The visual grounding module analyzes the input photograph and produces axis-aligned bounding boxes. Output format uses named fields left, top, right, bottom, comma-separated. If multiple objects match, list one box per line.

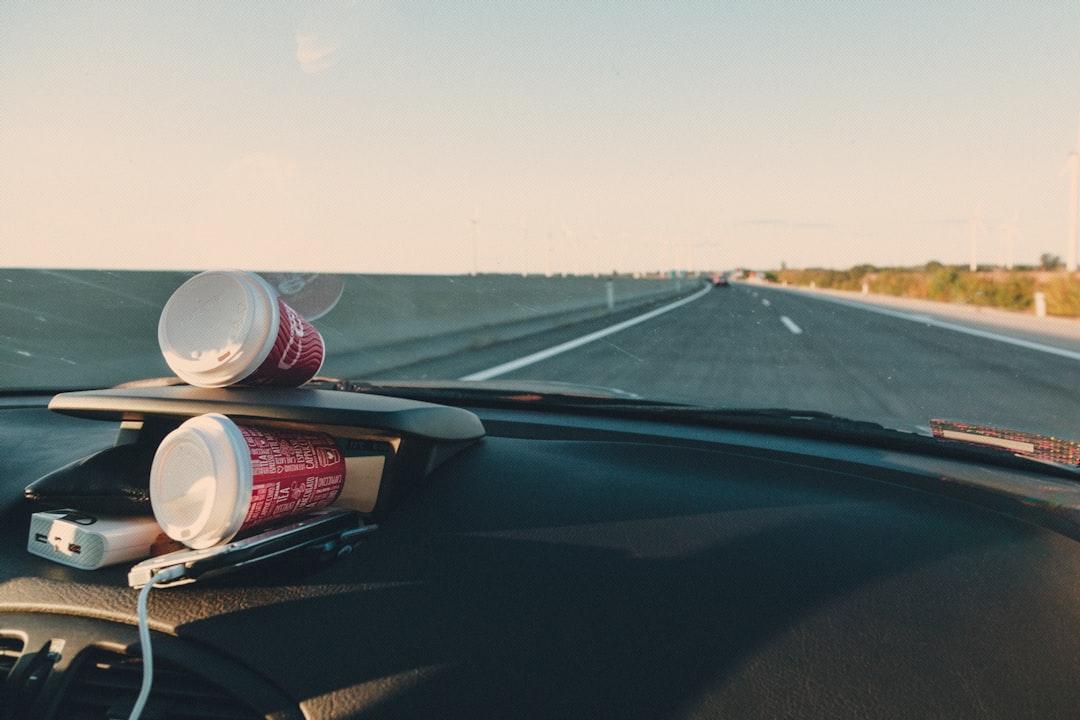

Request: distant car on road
left=709, top=273, right=730, bottom=287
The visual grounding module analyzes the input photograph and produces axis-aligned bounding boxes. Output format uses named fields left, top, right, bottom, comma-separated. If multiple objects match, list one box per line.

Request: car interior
left=4, top=378, right=1080, bottom=719
left=4, top=3, right=1080, bottom=718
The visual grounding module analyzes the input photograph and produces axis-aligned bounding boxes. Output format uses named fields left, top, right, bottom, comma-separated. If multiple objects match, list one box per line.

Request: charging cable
left=127, top=565, right=186, bottom=720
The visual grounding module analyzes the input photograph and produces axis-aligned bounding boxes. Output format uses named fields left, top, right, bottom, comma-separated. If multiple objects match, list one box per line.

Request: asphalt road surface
left=4, top=271, right=1077, bottom=441
left=383, top=282, right=1080, bottom=439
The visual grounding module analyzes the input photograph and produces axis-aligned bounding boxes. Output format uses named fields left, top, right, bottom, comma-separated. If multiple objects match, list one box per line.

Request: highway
left=3, top=270, right=1077, bottom=441
left=383, top=281, right=1080, bottom=440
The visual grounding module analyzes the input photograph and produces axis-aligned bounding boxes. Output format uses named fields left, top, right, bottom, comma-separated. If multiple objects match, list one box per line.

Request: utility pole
left=520, top=214, right=528, bottom=277
left=1067, top=113, right=1079, bottom=273
left=968, top=212, right=983, bottom=272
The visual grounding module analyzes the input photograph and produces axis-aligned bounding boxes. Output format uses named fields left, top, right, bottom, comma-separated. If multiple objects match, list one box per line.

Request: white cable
left=128, top=565, right=186, bottom=720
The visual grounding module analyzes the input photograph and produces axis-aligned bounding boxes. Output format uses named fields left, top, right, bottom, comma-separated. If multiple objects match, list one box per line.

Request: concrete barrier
left=1, top=270, right=691, bottom=386
left=315, top=274, right=690, bottom=376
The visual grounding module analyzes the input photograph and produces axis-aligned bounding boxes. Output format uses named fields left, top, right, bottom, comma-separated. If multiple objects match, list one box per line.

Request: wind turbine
left=519, top=214, right=528, bottom=277
left=469, top=207, right=480, bottom=276
left=545, top=232, right=554, bottom=278
left=1066, top=113, right=1079, bottom=273
left=592, top=231, right=602, bottom=278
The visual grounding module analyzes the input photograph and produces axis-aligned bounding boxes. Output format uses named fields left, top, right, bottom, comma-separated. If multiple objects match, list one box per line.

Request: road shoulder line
left=770, top=286, right=1080, bottom=362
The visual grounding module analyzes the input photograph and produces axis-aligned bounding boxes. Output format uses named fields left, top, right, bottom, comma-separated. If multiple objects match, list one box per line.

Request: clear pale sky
left=2, top=1, right=1079, bottom=274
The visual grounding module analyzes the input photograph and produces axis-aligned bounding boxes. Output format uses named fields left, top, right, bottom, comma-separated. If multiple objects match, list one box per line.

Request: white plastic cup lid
left=157, top=270, right=280, bottom=387
left=150, top=414, right=252, bottom=549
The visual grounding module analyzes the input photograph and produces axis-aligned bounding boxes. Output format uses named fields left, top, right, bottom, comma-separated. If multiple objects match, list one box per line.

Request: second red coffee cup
left=158, top=270, right=325, bottom=387
left=150, top=414, right=346, bottom=548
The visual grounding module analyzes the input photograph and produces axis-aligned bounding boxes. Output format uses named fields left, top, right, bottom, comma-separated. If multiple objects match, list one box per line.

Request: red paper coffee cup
left=150, top=414, right=346, bottom=548
left=158, top=270, right=325, bottom=388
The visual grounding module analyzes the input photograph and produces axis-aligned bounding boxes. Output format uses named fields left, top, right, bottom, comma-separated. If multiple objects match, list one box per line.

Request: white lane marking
left=773, top=289, right=1080, bottom=362
left=762, top=299, right=771, bottom=307
left=459, top=285, right=712, bottom=381
left=780, top=316, right=803, bottom=335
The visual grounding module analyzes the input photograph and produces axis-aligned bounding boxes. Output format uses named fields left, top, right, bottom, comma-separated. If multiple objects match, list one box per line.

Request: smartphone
left=128, top=508, right=376, bottom=588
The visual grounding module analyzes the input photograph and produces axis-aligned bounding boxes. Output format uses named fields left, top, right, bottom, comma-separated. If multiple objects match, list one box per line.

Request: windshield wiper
left=107, top=377, right=1080, bottom=478
left=318, top=378, right=912, bottom=440
left=624, top=406, right=890, bottom=430
left=308, top=377, right=656, bottom=405
left=317, top=378, right=1080, bottom=478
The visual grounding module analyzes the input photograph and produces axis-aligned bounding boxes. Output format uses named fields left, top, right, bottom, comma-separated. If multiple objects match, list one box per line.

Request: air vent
left=0, top=634, right=25, bottom=686
left=0, top=634, right=25, bottom=681
left=52, top=647, right=262, bottom=720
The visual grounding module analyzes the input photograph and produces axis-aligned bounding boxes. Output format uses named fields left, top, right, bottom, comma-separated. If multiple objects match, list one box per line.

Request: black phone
left=128, top=508, right=376, bottom=588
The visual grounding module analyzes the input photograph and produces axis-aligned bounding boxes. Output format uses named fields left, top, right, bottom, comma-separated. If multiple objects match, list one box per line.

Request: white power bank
left=28, top=510, right=163, bottom=570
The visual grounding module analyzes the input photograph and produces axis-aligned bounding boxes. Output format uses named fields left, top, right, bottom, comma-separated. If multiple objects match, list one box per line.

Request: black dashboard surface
left=3, top=397, right=1080, bottom=719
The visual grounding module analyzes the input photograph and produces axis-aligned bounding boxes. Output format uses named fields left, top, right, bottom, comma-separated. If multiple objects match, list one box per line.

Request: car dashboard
left=2, top=387, right=1080, bottom=719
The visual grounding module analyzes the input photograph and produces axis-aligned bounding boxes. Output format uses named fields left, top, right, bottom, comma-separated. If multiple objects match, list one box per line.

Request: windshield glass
left=3, top=3, right=1079, bottom=441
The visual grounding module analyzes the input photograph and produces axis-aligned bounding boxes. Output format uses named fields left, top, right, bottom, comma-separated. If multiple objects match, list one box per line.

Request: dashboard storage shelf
left=30, top=385, right=486, bottom=519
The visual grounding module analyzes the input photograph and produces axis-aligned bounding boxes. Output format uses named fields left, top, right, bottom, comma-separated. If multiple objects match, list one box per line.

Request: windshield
left=3, top=3, right=1079, bottom=442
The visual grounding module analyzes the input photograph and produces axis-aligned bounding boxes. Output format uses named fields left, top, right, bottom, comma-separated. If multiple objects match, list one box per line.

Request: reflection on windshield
left=3, top=269, right=1078, bottom=443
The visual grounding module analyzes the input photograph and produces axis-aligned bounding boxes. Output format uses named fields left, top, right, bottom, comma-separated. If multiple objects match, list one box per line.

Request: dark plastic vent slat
left=0, top=634, right=25, bottom=680
left=52, top=649, right=262, bottom=720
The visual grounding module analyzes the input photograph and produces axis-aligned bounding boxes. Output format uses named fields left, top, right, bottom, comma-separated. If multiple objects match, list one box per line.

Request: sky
left=2, top=1, right=1079, bottom=274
